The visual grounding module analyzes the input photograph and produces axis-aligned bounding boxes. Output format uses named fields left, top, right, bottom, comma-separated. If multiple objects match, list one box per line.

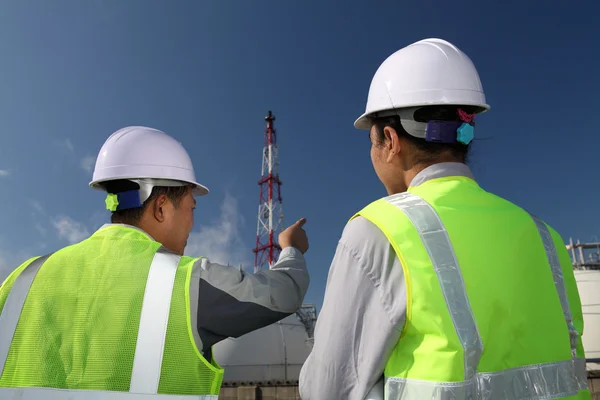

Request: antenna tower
left=253, top=111, right=284, bottom=273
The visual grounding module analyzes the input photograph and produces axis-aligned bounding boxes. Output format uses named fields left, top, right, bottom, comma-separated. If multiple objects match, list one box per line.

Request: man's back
left=300, top=163, right=589, bottom=399
left=364, top=171, right=587, bottom=398
left=404, top=172, right=584, bottom=374
left=0, top=224, right=225, bottom=394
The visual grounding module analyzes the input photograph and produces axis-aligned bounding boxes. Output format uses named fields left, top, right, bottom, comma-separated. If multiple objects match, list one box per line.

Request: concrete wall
left=219, top=385, right=300, bottom=400
left=218, top=379, right=600, bottom=399
left=590, top=378, right=600, bottom=400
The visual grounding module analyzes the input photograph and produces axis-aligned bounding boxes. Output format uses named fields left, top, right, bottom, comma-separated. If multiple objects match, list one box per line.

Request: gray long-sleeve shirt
left=191, top=245, right=309, bottom=358
left=299, top=162, right=474, bottom=400
left=98, top=224, right=310, bottom=358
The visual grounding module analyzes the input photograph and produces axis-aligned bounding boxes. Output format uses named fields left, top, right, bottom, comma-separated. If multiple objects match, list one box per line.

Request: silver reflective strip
left=530, top=216, right=579, bottom=358
left=531, top=215, right=589, bottom=392
left=386, top=192, right=483, bottom=382
left=382, top=194, right=589, bottom=399
left=0, top=387, right=217, bottom=399
left=0, top=254, right=51, bottom=378
left=129, top=249, right=181, bottom=394
left=575, top=357, right=589, bottom=391
left=385, top=358, right=588, bottom=400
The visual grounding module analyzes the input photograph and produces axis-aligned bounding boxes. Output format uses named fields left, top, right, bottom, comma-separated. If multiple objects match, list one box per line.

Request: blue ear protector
left=424, top=108, right=476, bottom=145
left=425, top=120, right=475, bottom=144
left=105, top=190, right=143, bottom=211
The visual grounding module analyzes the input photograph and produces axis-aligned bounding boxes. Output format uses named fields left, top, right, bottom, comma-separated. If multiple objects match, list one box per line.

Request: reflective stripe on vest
left=382, top=192, right=588, bottom=400
left=0, top=254, right=51, bottom=378
left=530, top=215, right=589, bottom=393
left=0, top=248, right=189, bottom=397
left=0, top=387, right=218, bottom=399
left=130, top=249, right=181, bottom=394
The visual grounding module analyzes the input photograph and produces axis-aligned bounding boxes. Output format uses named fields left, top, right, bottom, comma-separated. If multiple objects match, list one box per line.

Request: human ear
left=152, top=195, right=167, bottom=223
left=383, top=126, right=401, bottom=163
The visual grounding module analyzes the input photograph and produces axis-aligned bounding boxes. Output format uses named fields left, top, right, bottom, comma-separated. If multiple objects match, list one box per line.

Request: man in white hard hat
left=0, top=126, right=310, bottom=398
left=299, top=38, right=590, bottom=400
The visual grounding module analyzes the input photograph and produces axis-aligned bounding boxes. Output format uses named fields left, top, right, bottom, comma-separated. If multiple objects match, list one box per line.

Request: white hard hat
left=90, top=126, right=208, bottom=207
left=354, top=38, right=490, bottom=132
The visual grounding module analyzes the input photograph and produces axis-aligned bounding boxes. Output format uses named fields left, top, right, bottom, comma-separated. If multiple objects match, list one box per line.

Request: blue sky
left=0, top=0, right=598, bottom=310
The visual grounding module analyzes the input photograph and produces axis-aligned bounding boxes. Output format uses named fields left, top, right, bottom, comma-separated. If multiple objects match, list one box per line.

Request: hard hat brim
left=354, top=113, right=372, bottom=130
left=90, top=177, right=210, bottom=197
left=191, top=183, right=210, bottom=196
left=354, top=102, right=491, bottom=132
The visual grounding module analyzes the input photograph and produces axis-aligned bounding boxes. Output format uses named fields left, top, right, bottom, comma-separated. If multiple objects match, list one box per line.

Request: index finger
left=295, top=218, right=307, bottom=227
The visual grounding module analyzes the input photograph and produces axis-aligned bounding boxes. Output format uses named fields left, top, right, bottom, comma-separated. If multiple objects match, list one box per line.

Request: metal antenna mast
left=253, top=111, right=284, bottom=272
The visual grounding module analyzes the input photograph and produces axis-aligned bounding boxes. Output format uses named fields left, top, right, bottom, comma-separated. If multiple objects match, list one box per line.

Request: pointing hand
left=279, top=218, right=309, bottom=254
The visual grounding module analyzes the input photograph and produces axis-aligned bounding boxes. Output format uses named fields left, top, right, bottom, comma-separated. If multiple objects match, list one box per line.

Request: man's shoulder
left=0, top=254, right=46, bottom=299
left=180, top=255, right=238, bottom=274
left=181, top=254, right=201, bottom=263
left=179, top=254, right=207, bottom=273
left=339, top=216, right=392, bottom=264
left=342, top=215, right=386, bottom=241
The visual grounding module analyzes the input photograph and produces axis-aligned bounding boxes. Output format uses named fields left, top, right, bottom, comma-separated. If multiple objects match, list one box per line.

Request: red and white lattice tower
left=253, top=110, right=284, bottom=273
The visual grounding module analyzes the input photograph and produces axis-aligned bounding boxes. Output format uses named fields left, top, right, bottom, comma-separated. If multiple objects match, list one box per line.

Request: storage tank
left=567, top=239, right=600, bottom=382
left=575, top=269, right=600, bottom=372
left=213, top=306, right=316, bottom=384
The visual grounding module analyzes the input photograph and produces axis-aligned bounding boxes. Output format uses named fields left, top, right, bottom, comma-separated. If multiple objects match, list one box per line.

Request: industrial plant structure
left=213, top=111, right=316, bottom=399
left=214, top=111, right=600, bottom=399
left=252, top=110, right=284, bottom=273
left=567, top=238, right=600, bottom=398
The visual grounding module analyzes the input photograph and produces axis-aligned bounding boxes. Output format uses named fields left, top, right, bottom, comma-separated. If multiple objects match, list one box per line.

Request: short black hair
left=101, top=179, right=190, bottom=225
left=371, top=105, right=482, bottom=165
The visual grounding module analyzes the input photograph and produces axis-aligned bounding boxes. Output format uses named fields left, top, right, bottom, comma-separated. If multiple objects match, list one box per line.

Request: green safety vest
left=0, top=225, right=224, bottom=399
left=352, top=174, right=591, bottom=400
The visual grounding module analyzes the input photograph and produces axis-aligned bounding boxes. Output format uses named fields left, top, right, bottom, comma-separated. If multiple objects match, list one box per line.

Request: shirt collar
left=96, top=223, right=156, bottom=241
left=409, top=162, right=475, bottom=188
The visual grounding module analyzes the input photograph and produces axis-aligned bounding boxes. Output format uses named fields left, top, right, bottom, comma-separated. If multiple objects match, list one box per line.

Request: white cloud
left=35, top=223, right=47, bottom=236
left=81, top=155, right=96, bottom=173
left=184, top=193, right=251, bottom=269
left=29, top=200, right=45, bottom=215
left=88, top=210, right=108, bottom=232
left=0, top=169, right=10, bottom=177
left=52, top=216, right=90, bottom=244
left=0, top=247, right=36, bottom=284
left=60, top=139, right=74, bottom=152
left=2, top=193, right=251, bottom=281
